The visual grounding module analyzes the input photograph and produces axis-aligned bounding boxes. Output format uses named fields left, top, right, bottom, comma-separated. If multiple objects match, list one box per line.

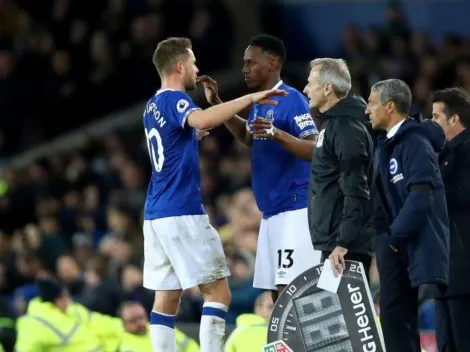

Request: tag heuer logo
left=262, top=340, right=293, bottom=352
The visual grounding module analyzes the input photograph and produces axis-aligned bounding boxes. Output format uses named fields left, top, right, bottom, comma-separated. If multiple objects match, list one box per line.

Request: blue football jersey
left=247, top=81, right=318, bottom=218
left=143, top=89, right=205, bottom=220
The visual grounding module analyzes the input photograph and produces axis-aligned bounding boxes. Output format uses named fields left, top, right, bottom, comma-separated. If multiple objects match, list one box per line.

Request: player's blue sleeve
left=285, top=96, right=318, bottom=139
left=168, top=91, right=201, bottom=129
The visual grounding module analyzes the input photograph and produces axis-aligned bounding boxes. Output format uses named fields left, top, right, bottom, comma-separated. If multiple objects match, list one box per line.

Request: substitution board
left=266, top=260, right=386, bottom=352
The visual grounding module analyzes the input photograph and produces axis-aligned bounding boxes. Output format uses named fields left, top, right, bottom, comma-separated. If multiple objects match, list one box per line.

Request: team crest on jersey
left=266, top=110, right=275, bottom=121
left=176, top=99, right=189, bottom=113
left=389, top=158, right=404, bottom=184
left=316, top=129, right=325, bottom=148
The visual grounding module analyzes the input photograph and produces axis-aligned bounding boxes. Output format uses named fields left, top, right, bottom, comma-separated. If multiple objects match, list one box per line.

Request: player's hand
left=250, top=117, right=277, bottom=139
left=249, top=89, right=288, bottom=105
left=197, top=75, right=221, bottom=106
left=389, top=244, right=398, bottom=253
left=197, top=128, right=211, bottom=141
left=329, top=246, right=348, bottom=277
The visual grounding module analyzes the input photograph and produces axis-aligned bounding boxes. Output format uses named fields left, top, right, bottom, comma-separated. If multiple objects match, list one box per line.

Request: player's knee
left=204, top=286, right=231, bottom=306
left=217, top=288, right=231, bottom=307
left=224, top=286, right=232, bottom=305
left=153, top=290, right=182, bottom=315
left=200, top=279, right=231, bottom=306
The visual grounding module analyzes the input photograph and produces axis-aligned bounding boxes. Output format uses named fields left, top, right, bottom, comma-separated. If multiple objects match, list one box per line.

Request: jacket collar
left=447, top=128, right=470, bottom=150
left=387, top=119, right=406, bottom=139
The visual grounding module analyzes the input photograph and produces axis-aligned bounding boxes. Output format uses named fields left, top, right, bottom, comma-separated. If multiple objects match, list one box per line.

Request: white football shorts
left=143, top=214, right=230, bottom=290
left=253, top=208, right=321, bottom=290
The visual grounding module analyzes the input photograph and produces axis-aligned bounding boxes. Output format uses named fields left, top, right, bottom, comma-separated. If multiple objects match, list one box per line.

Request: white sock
left=200, top=302, right=228, bottom=352
left=150, top=311, right=176, bottom=352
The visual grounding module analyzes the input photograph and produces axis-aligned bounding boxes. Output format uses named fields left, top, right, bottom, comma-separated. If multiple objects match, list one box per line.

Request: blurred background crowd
left=1, top=0, right=469, bottom=350
left=0, top=0, right=233, bottom=156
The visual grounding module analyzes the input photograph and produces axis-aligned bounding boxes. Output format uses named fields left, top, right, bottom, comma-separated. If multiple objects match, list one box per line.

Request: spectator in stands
left=15, top=277, right=102, bottom=351
left=226, top=252, right=261, bottom=325
left=118, top=301, right=200, bottom=352
left=78, top=256, right=122, bottom=316
left=224, top=291, right=272, bottom=352
left=120, top=263, right=153, bottom=313
left=56, top=254, right=84, bottom=298
left=16, top=251, right=49, bottom=282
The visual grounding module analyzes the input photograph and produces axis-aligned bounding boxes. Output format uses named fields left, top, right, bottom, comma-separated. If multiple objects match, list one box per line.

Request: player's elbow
left=187, top=111, right=211, bottom=130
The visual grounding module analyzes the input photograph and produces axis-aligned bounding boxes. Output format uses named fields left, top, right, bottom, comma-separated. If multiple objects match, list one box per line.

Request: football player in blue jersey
left=198, top=34, right=322, bottom=303
left=143, top=37, right=287, bottom=352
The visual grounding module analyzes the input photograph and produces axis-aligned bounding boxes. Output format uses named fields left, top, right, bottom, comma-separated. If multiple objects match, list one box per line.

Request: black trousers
left=320, top=251, right=372, bottom=283
left=375, top=236, right=421, bottom=352
left=435, top=295, right=470, bottom=352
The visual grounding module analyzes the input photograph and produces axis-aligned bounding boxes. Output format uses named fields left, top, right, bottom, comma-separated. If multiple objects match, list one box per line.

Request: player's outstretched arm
left=197, top=75, right=253, bottom=145
left=222, top=107, right=253, bottom=146
left=187, top=89, right=287, bottom=131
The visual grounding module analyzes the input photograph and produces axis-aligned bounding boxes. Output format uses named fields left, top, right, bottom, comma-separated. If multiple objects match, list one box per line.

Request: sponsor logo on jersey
left=294, top=113, right=314, bottom=130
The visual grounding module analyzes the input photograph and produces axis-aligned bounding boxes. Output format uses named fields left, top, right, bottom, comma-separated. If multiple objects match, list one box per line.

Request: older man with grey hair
left=305, top=58, right=376, bottom=277
left=366, top=78, right=450, bottom=352
left=252, top=58, right=375, bottom=278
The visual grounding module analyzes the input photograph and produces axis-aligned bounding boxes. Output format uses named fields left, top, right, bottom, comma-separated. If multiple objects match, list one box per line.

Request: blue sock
left=150, top=311, right=176, bottom=352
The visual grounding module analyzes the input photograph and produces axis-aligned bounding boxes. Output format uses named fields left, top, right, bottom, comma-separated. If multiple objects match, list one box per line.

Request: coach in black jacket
left=431, top=88, right=470, bottom=352
left=368, top=79, right=450, bottom=352
left=304, top=58, right=374, bottom=276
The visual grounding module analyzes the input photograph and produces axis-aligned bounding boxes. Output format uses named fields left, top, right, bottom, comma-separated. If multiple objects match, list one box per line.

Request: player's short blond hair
left=310, top=58, right=352, bottom=98
left=153, top=37, right=192, bottom=75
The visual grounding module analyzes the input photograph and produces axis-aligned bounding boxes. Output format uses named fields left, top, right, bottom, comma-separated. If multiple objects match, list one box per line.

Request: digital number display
left=293, top=290, right=353, bottom=352
left=267, top=261, right=385, bottom=352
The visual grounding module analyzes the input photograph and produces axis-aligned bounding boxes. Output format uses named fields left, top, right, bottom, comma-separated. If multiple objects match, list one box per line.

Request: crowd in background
left=0, top=0, right=233, bottom=156
left=334, top=10, right=470, bottom=116
left=0, top=129, right=265, bottom=327
left=1, top=0, right=469, bottom=350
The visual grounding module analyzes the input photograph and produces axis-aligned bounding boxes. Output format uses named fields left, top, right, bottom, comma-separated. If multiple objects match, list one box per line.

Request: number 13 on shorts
left=277, top=249, right=294, bottom=269
left=253, top=208, right=321, bottom=290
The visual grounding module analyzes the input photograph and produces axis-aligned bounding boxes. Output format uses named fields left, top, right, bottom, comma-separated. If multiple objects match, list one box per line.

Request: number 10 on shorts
left=277, top=249, right=294, bottom=269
